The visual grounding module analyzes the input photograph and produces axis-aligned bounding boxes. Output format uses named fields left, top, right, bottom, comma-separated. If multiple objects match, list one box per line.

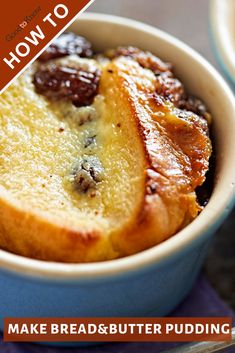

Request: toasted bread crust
left=104, top=59, right=210, bottom=257
left=0, top=56, right=211, bottom=262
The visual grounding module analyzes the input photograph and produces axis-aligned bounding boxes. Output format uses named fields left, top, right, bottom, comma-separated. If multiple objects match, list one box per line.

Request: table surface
left=89, top=0, right=235, bottom=310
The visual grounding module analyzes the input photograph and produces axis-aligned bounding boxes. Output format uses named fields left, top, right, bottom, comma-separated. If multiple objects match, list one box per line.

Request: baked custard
left=0, top=33, right=212, bottom=262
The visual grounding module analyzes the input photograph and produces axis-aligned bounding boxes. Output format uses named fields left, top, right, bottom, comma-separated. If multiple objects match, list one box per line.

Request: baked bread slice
left=0, top=54, right=211, bottom=262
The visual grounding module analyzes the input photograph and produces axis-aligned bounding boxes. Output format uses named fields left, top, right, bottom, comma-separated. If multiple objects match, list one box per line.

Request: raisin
left=107, top=46, right=172, bottom=76
left=38, top=33, right=93, bottom=62
left=155, top=75, right=186, bottom=106
left=73, top=156, right=104, bottom=193
left=33, top=65, right=100, bottom=107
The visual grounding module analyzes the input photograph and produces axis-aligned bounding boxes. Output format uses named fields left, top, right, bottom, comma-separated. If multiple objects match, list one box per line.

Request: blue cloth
left=0, top=275, right=234, bottom=352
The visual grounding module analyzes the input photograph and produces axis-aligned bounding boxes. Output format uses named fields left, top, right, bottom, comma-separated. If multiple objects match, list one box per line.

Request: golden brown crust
left=0, top=189, right=120, bottom=262
left=104, top=58, right=211, bottom=257
left=0, top=56, right=212, bottom=262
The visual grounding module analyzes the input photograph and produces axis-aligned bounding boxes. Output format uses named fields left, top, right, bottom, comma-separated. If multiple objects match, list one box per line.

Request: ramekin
left=0, top=13, right=234, bottom=345
left=210, top=0, right=235, bottom=86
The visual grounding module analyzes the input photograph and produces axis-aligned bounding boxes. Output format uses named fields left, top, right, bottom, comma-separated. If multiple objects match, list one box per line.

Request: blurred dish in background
left=210, top=0, right=235, bottom=85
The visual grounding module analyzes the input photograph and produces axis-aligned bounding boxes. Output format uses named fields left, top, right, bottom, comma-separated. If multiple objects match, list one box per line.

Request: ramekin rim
left=210, top=0, right=235, bottom=83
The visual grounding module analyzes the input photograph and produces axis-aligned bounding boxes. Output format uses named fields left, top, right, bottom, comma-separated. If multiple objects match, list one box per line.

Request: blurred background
left=89, top=0, right=235, bottom=311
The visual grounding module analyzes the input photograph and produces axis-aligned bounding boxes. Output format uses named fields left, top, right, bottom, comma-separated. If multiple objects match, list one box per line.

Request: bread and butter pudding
left=0, top=33, right=212, bottom=262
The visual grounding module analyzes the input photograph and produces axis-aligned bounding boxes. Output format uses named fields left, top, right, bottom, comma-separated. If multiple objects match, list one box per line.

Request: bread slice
left=0, top=56, right=211, bottom=262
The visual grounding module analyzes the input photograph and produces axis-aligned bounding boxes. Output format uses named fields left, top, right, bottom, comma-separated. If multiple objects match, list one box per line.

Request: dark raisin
left=84, top=135, right=96, bottom=148
left=107, top=46, right=172, bottom=76
left=38, top=33, right=93, bottom=62
left=179, top=95, right=208, bottom=117
left=155, top=75, right=185, bottom=106
left=73, top=156, right=104, bottom=193
left=33, top=65, right=100, bottom=107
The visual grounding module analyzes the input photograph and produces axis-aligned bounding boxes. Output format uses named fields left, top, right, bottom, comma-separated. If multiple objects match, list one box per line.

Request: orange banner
left=0, top=0, right=94, bottom=93
left=4, top=317, right=232, bottom=342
